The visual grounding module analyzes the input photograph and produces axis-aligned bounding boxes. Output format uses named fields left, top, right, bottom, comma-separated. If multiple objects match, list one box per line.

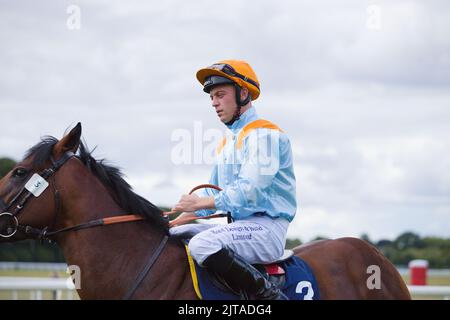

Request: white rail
left=1, top=277, right=450, bottom=299
left=0, top=262, right=68, bottom=271
left=0, top=277, right=74, bottom=290
left=408, top=285, right=450, bottom=297
left=0, top=277, right=77, bottom=300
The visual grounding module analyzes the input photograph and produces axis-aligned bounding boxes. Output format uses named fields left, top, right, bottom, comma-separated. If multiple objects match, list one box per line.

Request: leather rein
left=0, top=151, right=223, bottom=299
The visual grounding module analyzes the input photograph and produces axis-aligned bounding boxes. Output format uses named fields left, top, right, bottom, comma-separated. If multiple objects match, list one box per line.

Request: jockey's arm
left=169, top=196, right=215, bottom=227
left=172, top=194, right=215, bottom=213
left=169, top=211, right=196, bottom=227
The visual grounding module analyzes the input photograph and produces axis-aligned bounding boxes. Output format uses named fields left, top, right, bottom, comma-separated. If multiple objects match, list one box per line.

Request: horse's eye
left=12, top=167, right=29, bottom=178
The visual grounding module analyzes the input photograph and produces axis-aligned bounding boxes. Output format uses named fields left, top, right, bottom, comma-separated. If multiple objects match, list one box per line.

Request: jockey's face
left=209, top=84, right=238, bottom=124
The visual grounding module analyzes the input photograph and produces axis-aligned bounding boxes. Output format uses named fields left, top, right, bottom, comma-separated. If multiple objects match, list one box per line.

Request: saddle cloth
left=184, top=245, right=321, bottom=300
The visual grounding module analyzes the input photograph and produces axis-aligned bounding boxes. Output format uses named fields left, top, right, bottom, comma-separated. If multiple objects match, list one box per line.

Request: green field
left=1, top=270, right=449, bottom=300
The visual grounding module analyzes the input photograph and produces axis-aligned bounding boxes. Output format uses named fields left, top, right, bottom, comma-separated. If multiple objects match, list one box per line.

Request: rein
left=163, top=184, right=229, bottom=226
left=21, top=183, right=225, bottom=240
left=0, top=152, right=223, bottom=241
left=0, top=153, right=224, bottom=299
left=18, top=214, right=145, bottom=241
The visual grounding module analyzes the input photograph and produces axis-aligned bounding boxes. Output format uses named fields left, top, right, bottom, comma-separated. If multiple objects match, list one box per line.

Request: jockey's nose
left=211, top=97, right=220, bottom=108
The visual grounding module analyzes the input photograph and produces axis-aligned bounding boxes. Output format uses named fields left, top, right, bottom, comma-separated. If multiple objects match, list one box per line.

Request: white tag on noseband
left=25, top=174, right=49, bottom=197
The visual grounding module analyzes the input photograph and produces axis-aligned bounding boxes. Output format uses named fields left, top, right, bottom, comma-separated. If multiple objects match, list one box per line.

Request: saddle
left=173, top=228, right=294, bottom=299
left=213, top=249, right=294, bottom=298
left=181, top=238, right=320, bottom=300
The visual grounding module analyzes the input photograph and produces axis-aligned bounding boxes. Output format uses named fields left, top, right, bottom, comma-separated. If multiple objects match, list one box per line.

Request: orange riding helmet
left=196, top=60, right=261, bottom=101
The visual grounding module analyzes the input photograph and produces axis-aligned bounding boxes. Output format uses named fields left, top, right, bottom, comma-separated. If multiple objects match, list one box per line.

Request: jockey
left=170, top=60, right=297, bottom=300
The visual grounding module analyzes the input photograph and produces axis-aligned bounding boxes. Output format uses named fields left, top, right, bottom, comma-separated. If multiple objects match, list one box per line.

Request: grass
left=0, top=290, right=78, bottom=300
left=0, top=270, right=68, bottom=277
left=402, top=275, right=450, bottom=286
left=401, top=275, right=450, bottom=300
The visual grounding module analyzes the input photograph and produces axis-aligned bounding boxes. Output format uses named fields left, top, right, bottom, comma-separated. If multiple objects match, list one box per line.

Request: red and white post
left=408, top=259, right=428, bottom=285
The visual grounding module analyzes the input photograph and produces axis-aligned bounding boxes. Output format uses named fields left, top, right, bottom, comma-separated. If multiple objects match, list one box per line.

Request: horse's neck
left=56, top=177, right=189, bottom=299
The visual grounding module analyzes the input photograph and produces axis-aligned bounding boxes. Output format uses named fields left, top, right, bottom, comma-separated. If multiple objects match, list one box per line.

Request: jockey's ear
left=53, top=122, right=82, bottom=158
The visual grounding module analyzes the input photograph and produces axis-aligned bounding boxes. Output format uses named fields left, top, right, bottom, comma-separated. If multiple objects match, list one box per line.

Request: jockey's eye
left=12, top=167, right=29, bottom=179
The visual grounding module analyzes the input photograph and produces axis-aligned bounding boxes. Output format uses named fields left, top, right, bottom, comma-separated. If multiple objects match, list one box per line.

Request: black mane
left=25, top=136, right=168, bottom=232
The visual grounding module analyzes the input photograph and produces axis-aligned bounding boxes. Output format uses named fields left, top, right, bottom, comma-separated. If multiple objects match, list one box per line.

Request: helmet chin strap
left=225, top=84, right=250, bottom=126
left=225, top=106, right=242, bottom=126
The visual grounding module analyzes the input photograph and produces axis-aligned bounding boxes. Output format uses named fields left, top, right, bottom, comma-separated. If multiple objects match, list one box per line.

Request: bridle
left=0, top=151, right=226, bottom=299
left=0, top=151, right=75, bottom=240
left=0, top=151, right=156, bottom=241
left=0, top=151, right=168, bottom=299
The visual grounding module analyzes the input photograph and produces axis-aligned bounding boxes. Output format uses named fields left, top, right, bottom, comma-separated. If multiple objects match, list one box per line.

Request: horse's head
left=0, top=123, right=82, bottom=241
left=0, top=122, right=167, bottom=243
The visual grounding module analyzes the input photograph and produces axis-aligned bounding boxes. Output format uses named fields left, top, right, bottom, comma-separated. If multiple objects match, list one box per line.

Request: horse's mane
left=25, top=136, right=169, bottom=233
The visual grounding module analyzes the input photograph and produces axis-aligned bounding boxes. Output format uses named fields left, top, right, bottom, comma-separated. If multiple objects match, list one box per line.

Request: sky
left=0, top=0, right=449, bottom=242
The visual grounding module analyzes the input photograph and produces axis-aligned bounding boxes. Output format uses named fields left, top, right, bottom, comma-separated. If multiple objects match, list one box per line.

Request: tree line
left=1, top=231, right=448, bottom=268
left=287, top=232, right=450, bottom=268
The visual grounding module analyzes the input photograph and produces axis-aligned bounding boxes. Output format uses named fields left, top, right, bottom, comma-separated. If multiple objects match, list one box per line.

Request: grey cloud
left=1, top=0, right=449, bottom=241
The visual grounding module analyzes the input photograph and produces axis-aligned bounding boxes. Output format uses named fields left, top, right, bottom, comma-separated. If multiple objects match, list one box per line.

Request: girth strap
left=123, top=235, right=169, bottom=300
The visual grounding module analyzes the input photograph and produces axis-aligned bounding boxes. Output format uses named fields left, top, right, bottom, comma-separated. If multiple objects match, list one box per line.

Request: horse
left=0, top=123, right=411, bottom=300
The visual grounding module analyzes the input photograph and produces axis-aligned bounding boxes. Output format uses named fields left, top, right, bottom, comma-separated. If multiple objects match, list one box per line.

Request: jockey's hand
left=169, top=212, right=197, bottom=228
left=172, top=194, right=201, bottom=212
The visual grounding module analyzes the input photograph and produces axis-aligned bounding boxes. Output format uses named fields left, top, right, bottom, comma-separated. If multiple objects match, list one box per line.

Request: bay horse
left=0, top=123, right=411, bottom=299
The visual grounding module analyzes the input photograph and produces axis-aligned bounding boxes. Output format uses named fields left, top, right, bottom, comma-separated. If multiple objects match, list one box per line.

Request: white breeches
left=170, top=214, right=289, bottom=266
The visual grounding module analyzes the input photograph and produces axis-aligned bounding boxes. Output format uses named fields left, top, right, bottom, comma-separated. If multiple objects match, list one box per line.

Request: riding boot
left=203, top=247, right=288, bottom=300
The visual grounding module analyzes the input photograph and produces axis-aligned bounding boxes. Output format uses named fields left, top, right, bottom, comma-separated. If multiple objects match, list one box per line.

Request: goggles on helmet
left=209, top=63, right=260, bottom=90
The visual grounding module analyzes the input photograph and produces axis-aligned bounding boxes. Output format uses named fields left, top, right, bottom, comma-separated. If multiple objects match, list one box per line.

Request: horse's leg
left=294, top=238, right=411, bottom=300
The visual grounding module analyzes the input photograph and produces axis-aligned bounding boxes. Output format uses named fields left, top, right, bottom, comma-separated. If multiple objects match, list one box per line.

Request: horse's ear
left=53, top=122, right=82, bottom=158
